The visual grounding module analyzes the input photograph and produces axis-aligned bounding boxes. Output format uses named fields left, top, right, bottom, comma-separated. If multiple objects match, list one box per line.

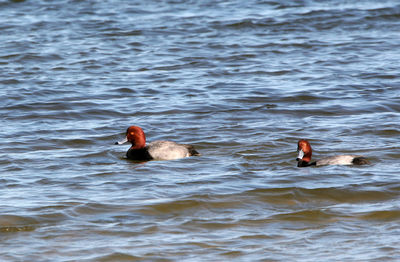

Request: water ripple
left=1, top=0, right=400, bottom=261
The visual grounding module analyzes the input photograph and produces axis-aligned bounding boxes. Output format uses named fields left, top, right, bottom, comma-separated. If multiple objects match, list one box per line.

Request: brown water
left=1, top=0, right=400, bottom=261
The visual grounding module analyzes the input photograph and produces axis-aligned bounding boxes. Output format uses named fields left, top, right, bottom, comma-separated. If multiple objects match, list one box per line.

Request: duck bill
left=115, top=137, right=128, bottom=145
left=296, top=149, right=304, bottom=161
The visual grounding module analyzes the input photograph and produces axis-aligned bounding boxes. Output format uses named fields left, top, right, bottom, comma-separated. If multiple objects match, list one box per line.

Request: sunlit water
left=1, top=0, right=399, bottom=261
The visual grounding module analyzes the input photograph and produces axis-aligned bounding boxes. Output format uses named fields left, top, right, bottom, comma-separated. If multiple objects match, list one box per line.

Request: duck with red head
left=296, top=139, right=315, bottom=167
left=115, top=125, right=200, bottom=161
left=296, top=139, right=370, bottom=167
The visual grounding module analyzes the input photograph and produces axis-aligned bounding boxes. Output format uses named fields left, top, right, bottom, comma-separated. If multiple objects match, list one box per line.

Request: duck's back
left=316, top=155, right=368, bottom=166
left=147, top=141, right=199, bottom=160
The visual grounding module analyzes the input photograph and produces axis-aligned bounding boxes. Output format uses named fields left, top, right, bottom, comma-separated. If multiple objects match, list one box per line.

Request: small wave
left=0, top=215, right=38, bottom=233
left=244, top=186, right=398, bottom=205
left=357, top=210, right=400, bottom=221
left=269, top=209, right=337, bottom=222
left=92, top=252, right=141, bottom=262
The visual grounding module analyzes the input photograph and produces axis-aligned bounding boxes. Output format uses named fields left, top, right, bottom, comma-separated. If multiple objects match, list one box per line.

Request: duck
left=296, top=139, right=370, bottom=167
left=115, top=125, right=200, bottom=161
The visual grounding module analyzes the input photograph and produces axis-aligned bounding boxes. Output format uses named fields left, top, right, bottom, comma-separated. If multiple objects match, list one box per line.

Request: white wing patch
left=316, top=155, right=361, bottom=166
left=147, top=141, right=190, bottom=160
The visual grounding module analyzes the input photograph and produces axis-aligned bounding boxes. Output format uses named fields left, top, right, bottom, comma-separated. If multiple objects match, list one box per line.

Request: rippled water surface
left=1, top=0, right=400, bottom=261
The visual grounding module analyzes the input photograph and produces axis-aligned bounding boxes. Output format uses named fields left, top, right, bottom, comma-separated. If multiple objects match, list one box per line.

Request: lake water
left=1, top=0, right=400, bottom=261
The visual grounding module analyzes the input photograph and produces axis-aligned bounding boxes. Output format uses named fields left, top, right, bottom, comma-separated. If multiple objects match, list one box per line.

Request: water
left=1, top=0, right=400, bottom=261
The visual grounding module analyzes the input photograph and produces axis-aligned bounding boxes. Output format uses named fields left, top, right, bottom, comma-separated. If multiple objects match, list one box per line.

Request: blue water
left=1, top=0, right=400, bottom=261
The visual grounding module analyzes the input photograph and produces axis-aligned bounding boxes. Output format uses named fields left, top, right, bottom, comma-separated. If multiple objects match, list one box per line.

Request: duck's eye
left=130, top=132, right=135, bottom=136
